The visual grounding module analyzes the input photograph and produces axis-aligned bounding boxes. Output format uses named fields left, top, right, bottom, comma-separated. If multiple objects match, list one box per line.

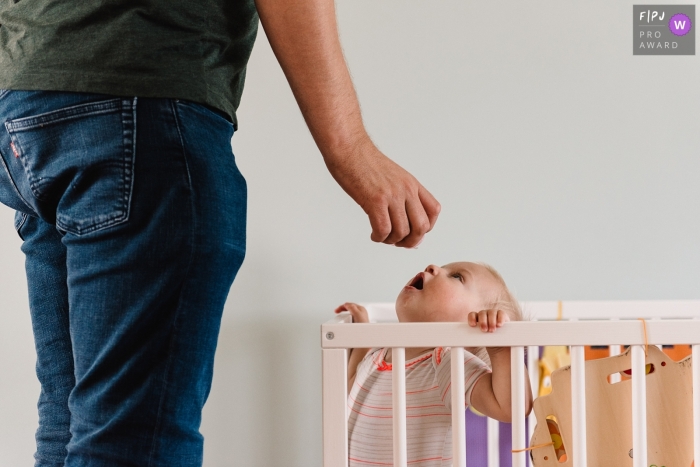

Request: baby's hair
left=477, top=262, right=523, bottom=322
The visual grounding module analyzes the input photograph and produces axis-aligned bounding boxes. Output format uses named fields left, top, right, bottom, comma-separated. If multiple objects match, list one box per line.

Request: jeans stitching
left=7, top=133, right=43, bottom=201
left=13, top=211, right=27, bottom=238
left=120, top=97, right=136, bottom=230
left=5, top=99, right=122, bottom=131
left=0, top=145, right=34, bottom=213
left=147, top=100, right=197, bottom=467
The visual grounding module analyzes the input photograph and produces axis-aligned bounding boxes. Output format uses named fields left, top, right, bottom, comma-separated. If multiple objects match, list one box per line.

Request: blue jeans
left=0, top=90, right=247, bottom=466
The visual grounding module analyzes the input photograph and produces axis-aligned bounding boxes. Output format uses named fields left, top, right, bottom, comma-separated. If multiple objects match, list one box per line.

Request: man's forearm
left=256, top=0, right=441, bottom=248
left=255, top=0, right=370, bottom=159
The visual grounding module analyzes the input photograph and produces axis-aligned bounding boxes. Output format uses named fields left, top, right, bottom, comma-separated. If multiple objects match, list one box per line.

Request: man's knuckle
left=416, top=219, right=430, bottom=233
left=371, top=190, right=390, bottom=205
left=378, top=223, right=392, bottom=235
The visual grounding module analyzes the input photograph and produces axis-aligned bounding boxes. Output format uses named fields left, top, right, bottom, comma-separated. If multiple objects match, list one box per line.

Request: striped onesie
left=347, top=347, right=491, bottom=466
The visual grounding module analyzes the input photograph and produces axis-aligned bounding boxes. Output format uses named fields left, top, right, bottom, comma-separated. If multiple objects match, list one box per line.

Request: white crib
left=321, top=300, right=700, bottom=467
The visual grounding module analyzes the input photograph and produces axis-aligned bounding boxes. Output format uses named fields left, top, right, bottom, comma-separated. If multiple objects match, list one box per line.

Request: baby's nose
left=424, top=264, right=440, bottom=275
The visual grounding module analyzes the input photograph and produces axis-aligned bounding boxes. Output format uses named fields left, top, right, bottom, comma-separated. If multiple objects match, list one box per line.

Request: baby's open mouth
left=409, top=273, right=424, bottom=290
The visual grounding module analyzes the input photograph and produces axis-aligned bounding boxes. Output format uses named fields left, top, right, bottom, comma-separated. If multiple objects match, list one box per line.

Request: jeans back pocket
left=4, top=97, right=136, bottom=235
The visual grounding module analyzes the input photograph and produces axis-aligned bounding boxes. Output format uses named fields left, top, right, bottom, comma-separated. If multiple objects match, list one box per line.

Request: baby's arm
left=334, top=302, right=371, bottom=393
left=467, top=310, right=533, bottom=423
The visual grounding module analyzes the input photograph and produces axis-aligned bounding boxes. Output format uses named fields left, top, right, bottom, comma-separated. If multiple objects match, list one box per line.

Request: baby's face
left=395, top=262, right=500, bottom=322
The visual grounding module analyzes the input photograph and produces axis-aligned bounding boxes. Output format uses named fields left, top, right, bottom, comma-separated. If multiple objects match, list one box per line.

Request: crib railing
left=321, top=300, right=700, bottom=467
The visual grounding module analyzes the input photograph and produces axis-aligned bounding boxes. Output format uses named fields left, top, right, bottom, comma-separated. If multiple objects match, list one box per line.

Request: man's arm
left=255, top=0, right=440, bottom=248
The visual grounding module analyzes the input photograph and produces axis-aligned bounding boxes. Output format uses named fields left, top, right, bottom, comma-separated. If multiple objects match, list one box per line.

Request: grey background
left=634, top=4, right=695, bottom=55
left=1, top=1, right=698, bottom=465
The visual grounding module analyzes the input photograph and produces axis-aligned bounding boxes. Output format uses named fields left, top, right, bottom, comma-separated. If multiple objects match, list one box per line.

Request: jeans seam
left=0, top=146, right=34, bottom=213
left=121, top=97, right=136, bottom=230
left=5, top=98, right=122, bottom=131
left=147, top=99, right=196, bottom=467
left=14, top=211, right=27, bottom=236
left=7, top=133, right=40, bottom=199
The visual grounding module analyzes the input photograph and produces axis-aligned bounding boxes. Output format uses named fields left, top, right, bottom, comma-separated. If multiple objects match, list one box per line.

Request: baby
left=335, top=261, right=533, bottom=467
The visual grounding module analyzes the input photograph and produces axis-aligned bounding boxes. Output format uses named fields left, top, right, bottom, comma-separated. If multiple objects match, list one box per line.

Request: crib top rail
left=356, top=300, right=700, bottom=322
left=322, top=318, right=700, bottom=348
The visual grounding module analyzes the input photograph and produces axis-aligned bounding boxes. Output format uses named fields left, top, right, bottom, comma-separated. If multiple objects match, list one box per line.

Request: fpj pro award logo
left=633, top=5, right=694, bottom=55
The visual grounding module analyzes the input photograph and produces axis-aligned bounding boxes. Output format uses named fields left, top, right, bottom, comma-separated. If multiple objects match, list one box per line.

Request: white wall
left=1, top=1, right=699, bottom=465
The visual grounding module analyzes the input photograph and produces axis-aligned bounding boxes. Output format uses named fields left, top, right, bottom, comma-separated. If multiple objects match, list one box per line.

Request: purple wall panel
left=464, top=410, right=531, bottom=467
left=465, top=409, right=488, bottom=465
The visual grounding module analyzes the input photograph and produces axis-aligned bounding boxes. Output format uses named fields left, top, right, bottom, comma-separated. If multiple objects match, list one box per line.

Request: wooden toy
left=530, top=345, right=693, bottom=466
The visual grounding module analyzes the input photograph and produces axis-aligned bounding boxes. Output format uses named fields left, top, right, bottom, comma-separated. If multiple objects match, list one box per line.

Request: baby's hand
left=335, top=302, right=370, bottom=323
left=468, top=309, right=509, bottom=333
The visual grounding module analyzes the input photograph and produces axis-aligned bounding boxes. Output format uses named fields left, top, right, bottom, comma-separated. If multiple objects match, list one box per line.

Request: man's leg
left=16, top=212, right=74, bottom=467
left=1, top=91, right=246, bottom=466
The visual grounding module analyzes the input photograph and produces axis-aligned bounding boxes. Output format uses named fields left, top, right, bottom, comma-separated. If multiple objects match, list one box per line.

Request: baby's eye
left=450, top=272, right=464, bottom=282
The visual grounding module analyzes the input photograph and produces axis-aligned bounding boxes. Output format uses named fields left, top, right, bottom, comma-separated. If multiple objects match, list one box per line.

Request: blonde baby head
left=395, top=261, right=522, bottom=326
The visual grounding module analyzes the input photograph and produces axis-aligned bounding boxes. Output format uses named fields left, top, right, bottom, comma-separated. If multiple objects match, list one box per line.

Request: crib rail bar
left=322, top=349, right=349, bottom=467
left=487, top=417, right=500, bottom=467
left=631, top=345, right=647, bottom=467
left=527, top=345, right=539, bottom=446
left=693, top=344, right=700, bottom=465
left=321, top=319, right=700, bottom=348
left=450, top=347, right=467, bottom=467
left=609, top=344, right=622, bottom=383
left=361, top=300, right=700, bottom=322
left=571, top=346, right=587, bottom=467
left=511, top=346, right=526, bottom=467
left=392, top=347, right=407, bottom=467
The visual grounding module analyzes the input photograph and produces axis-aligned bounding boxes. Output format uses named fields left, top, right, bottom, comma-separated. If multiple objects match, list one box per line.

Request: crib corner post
left=322, top=348, right=348, bottom=467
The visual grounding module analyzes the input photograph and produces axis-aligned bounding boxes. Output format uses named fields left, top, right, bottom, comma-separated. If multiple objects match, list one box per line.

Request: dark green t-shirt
left=0, top=0, right=258, bottom=129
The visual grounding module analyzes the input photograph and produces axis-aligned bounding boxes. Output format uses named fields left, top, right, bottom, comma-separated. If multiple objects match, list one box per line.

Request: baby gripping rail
left=321, top=300, right=700, bottom=467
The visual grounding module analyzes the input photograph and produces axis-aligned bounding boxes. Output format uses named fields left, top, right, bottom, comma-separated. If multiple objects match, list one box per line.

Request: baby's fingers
left=497, top=310, right=510, bottom=327
left=487, top=310, right=500, bottom=332
left=477, top=310, right=489, bottom=332
left=469, top=309, right=510, bottom=332
left=468, top=311, right=491, bottom=331
left=335, top=302, right=369, bottom=323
